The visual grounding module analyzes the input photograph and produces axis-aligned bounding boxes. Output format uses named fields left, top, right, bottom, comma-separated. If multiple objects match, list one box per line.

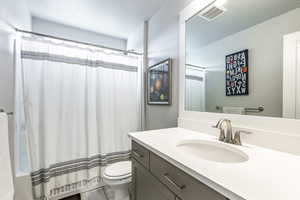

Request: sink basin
left=176, top=139, right=249, bottom=163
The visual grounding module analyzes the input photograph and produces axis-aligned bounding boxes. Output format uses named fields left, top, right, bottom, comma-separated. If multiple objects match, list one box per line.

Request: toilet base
left=107, top=183, right=129, bottom=200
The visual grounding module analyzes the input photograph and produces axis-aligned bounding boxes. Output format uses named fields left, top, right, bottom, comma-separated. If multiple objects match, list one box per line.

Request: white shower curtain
left=16, top=36, right=142, bottom=200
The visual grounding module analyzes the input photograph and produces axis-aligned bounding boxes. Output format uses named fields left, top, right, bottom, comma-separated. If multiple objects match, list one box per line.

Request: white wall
left=187, top=8, right=300, bottom=118
left=0, top=28, right=18, bottom=198
left=146, top=0, right=195, bottom=130
left=32, top=17, right=127, bottom=50
left=0, top=0, right=31, bottom=118
left=0, top=1, right=33, bottom=200
left=0, top=28, right=15, bottom=116
left=127, top=23, right=144, bottom=52
left=0, top=0, right=31, bottom=30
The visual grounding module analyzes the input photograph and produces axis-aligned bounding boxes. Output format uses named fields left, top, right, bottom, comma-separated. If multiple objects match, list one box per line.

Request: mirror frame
left=178, top=0, right=300, bottom=134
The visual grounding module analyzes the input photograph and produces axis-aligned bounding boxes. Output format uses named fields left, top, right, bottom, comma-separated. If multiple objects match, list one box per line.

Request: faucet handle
left=233, top=130, right=252, bottom=145
left=233, top=131, right=242, bottom=145
left=237, top=130, right=252, bottom=135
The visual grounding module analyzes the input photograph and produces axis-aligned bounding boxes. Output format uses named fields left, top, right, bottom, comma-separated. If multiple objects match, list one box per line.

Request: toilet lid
left=104, top=161, right=132, bottom=178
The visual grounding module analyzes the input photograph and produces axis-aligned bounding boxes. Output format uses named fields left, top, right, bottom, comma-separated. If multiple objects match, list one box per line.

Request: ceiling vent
left=198, top=4, right=226, bottom=21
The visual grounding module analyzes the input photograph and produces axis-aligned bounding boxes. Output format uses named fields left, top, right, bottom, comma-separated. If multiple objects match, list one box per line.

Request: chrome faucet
left=213, top=119, right=233, bottom=144
left=213, top=119, right=252, bottom=145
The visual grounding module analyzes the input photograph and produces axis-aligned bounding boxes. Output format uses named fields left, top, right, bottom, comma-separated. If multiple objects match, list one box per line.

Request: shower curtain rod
left=16, top=28, right=143, bottom=56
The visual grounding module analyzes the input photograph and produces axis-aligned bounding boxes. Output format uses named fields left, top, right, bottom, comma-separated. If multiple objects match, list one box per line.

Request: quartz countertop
left=128, top=128, right=300, bottom=200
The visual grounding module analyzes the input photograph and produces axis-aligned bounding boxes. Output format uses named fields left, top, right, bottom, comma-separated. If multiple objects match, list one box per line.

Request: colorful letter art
left=225, top=49, right=249, bottom=96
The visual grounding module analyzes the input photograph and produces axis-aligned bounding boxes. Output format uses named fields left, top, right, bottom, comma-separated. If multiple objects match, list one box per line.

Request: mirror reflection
left=185, top=0, right=300, bottom=118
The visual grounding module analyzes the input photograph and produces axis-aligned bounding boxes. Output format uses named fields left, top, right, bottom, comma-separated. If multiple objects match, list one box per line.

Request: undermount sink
left=176, top=139, right=249, bottom=163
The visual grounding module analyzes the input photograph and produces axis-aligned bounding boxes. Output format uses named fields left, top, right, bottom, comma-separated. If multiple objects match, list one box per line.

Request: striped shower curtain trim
left=21, top=50, right=138, bottom=72
left=31, top=151, right=131, bottom=186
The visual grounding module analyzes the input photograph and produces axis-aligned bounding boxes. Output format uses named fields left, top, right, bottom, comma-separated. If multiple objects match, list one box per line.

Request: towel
left=0, top=113, right=14, bottom=200
left=222, top=107, right=246, bottom=115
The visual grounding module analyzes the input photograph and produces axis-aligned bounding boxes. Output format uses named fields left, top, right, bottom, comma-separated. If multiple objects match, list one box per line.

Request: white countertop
left=128, top=128, right=300, bottom=200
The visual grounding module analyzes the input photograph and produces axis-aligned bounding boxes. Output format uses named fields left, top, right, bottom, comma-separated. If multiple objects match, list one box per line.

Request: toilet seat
left=103, top=161, right=132, bottom=181
left=103, top=161, right=132, bottom=199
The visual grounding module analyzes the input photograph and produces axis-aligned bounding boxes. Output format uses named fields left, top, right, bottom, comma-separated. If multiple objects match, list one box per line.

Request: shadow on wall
left=146, top=0, right=196, bottom=130
left=147, top=56, right=179, bottom=130
left=147, top=22, right=179, bottom=130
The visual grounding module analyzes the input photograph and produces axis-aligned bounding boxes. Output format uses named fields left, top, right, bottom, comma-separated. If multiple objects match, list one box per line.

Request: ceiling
left=187, top=0, right=300, bottom=52
left=27, top=0, right=168, bottom=40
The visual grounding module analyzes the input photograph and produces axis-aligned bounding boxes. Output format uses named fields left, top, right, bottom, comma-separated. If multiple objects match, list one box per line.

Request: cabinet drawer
left=132, top=158, right=176, bottom=200
left=150, top=152, right=227, bottom=200
left=131, top=141, right=150, bottom=169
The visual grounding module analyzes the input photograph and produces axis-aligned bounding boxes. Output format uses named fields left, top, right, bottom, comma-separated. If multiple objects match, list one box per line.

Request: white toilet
left=103, top=161, right=132, bottom=200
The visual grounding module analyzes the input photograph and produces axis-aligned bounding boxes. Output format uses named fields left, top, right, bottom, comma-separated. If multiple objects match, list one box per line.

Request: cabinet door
left=150, top=153, right=227, bottom=200
left=132, top=158, right=176, bottom=200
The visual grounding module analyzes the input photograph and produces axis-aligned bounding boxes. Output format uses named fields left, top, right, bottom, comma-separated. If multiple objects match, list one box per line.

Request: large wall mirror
left=185, top=0, right=300, bottom=119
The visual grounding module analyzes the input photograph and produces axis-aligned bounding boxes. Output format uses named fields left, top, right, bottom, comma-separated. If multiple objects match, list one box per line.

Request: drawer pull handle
left=164, top=173, right=186, bottom=190
left=132, top=150, right=144, bottom=158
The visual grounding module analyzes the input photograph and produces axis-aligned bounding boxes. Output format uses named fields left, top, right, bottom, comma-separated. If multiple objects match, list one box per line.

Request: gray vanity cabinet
left=132, top=141, right=150, bottom=169
left=131, top=141, right=228, bottom=200
left=132, top=158, right=176, bottom=200
left=150, top=153, right=227, bottom=200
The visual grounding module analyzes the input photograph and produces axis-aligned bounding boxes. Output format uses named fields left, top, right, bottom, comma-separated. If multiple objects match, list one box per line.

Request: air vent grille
left=199, top=5, right=226, bottom=21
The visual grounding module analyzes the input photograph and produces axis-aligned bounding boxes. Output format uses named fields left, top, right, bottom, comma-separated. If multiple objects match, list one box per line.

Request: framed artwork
left=225, top=49, right=249, bottom=96
left=147, top=59, right=172, bottom=105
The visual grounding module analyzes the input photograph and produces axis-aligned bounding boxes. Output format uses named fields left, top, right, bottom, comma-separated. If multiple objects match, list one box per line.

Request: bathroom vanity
left=130, top=0, right=300, bottom=199
left=129, top=128, right=300, bottom=200
left=131, top=140, right=228, bottom=200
